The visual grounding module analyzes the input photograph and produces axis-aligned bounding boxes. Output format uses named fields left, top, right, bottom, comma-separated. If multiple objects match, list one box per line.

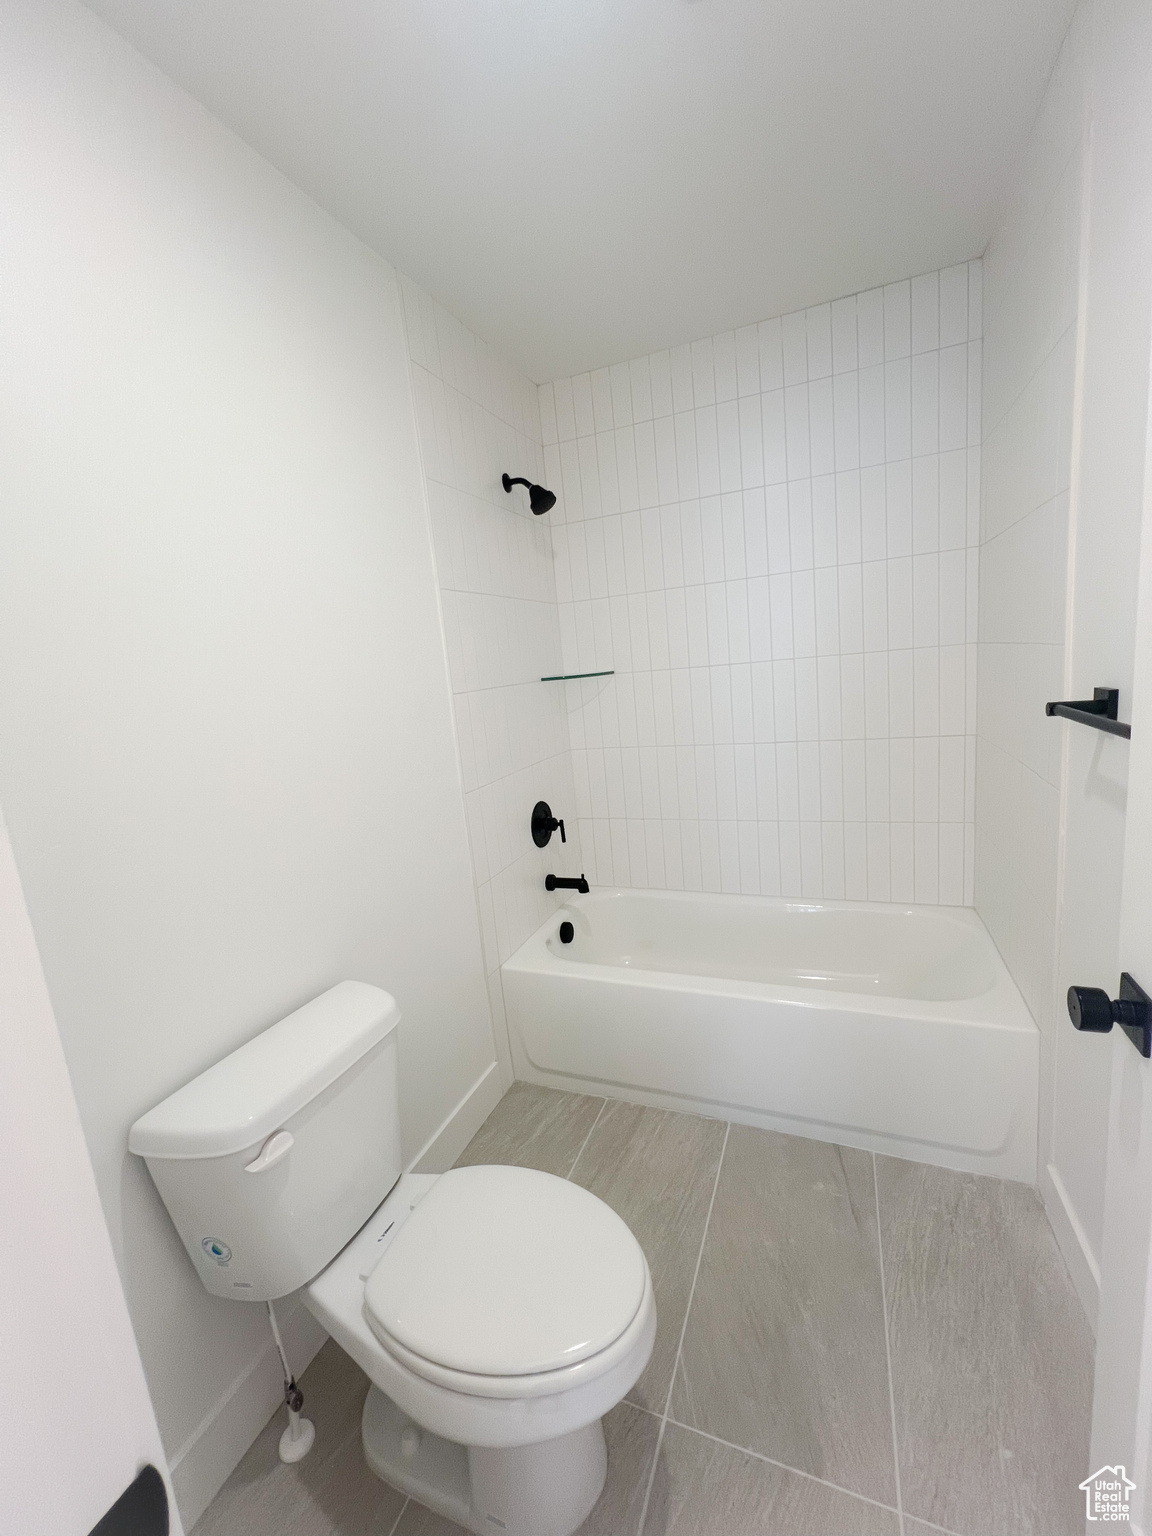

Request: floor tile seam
left=873, top=1149, right=905, bottom=1536
left=899, top=1517, right=968, bottom=1536
left=565, top=1097, right=608, bottom=1180
left=637, top=1119, right=731, bottom=1536
left=662, top=1416, right=905, bottom=1522
left=385, top=1495, right=410, bottom=1536
left=634, top=1414, right=671, bottom=1536
left=664, top=1117, right=732, bottom=1416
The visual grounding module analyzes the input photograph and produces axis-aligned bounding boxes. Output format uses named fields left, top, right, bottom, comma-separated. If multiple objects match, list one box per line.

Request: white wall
left=977, top=2, right=1086, bottom=1059
left=976, top=0, right=1145, bottom=1330
left=976, top=0, right=1090, bottom=1297
left=541, top=270, right=982, bottom=902
left=1069, top=0, right=1152, bottom=1360
left=0, top=806, right=181, bottom=1536
left=1058, top=0, right=1151, bottom=1330
left=0, top=0, right=497, bottom=1523
left=398, top=278, right=585, bottom=1079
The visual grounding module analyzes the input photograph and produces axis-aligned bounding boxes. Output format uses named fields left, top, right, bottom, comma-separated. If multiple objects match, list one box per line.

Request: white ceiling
left=83, top=0, right=1075, bottom=381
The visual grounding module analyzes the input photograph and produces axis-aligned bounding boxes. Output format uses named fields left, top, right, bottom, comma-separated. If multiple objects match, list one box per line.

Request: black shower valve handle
left=531, top=800, right=566, bottom=847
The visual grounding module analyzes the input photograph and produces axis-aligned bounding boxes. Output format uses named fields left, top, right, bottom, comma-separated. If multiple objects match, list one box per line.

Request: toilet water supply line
left=267, top=1301, right=316, bottom=1463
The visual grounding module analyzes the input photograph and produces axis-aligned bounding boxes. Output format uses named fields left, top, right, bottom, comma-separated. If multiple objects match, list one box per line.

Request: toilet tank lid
left=128, top=981, right=400, bottom=1160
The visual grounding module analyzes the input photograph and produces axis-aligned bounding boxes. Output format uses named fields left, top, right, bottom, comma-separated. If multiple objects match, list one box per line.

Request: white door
left=1076, top=0, right=1152, bottom=1526
left=0, top=805, right=180, bottom=1536
left=1093, top=403, right=1152, bottom=1528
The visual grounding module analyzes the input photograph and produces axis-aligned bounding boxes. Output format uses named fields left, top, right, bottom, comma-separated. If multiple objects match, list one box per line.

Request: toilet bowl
left=304, top=1163, right=657, bottom=1536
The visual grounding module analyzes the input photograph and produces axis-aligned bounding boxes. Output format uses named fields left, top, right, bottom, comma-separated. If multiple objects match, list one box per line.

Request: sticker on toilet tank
left=202, top=1238, right=232, bottom=1266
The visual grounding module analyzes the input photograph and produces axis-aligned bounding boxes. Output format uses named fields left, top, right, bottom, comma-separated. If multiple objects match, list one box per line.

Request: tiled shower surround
left=398, top=275, right=585, bottom=1077
left=542, top=265, right=983, bottom=903
left=402, top=261, right=986, bottom=1066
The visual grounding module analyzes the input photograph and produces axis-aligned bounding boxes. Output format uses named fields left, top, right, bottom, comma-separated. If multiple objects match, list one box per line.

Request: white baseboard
left=409, top=1060, right=504, bottom=1174
left=1041, top=1159, right=1100, bottom=1334
left=168, top=1297, right=328, bottom=1531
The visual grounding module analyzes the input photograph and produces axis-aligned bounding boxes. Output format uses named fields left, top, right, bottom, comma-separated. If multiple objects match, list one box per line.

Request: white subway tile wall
left=542, top=265, right=983, bottom=903
left=976, top=11, right=1086, bottom=1024
left=399, top=275, right=584, bottom=1078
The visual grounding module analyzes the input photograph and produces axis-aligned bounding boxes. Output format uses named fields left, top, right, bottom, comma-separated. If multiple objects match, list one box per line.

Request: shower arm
left=501, top=472, right=557, bottom=515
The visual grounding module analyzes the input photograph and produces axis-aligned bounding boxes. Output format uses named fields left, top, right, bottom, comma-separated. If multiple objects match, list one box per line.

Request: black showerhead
left=502, top=473, right=556, bottom=516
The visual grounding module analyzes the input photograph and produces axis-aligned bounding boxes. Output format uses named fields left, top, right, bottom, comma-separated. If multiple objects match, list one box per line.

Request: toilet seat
left=367, top=1263, right=655, bottom=1399
left=363, top=1165, right=646, bottom=1387
left=304, top=1169, right=657, bottom=1450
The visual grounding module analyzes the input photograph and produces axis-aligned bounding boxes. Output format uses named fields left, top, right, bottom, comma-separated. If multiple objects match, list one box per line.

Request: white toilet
left=129, top=981, right=655, bottom=1536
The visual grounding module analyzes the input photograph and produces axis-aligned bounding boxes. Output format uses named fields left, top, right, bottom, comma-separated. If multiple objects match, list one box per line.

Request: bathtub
left=502, top=889, right=1038, bottom=1182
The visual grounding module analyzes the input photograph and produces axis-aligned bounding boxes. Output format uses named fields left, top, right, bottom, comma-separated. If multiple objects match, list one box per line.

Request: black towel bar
left=1046, top=687, right=1131, bottom=739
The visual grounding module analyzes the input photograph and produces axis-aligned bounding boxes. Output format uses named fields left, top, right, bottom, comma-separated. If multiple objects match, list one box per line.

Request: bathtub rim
left=504, top=887, right=1038, bottom=1034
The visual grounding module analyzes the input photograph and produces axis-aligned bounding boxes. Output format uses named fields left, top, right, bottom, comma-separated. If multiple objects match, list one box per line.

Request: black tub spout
left=546, top=874, right=589, bottom=894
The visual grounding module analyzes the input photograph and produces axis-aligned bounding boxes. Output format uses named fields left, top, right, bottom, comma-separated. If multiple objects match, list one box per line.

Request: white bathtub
left=502, top=889, right=1038, bottom=1182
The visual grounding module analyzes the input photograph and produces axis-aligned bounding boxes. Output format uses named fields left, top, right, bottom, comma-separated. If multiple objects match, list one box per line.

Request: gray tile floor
left=194, top=1084, right=1093, bottom=1536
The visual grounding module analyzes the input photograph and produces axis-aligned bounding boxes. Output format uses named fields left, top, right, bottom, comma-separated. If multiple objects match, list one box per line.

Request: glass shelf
left=539, top=670, right=615, bottom=681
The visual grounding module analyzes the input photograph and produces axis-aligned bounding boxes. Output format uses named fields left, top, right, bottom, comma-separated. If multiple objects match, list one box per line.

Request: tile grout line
left=385, top=1496, right=409, bottom=1536
left=636, top=1118, right=731, bottom=1536
left=873, top=1150, right=905, bottom=1536
left=661, top=1416, right=904, bottom=1523
left=565, top=1098, right=607, bottom=1180
left=902, top=1520, right=968, bottom=1536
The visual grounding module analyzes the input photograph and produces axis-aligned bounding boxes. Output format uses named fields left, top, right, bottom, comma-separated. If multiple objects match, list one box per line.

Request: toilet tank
left=128, top=981, right=402, bottom=1302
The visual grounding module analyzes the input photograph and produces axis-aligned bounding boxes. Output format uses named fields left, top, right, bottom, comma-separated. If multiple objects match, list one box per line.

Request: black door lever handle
left=1068, top=974, right=1152, bottom=1057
